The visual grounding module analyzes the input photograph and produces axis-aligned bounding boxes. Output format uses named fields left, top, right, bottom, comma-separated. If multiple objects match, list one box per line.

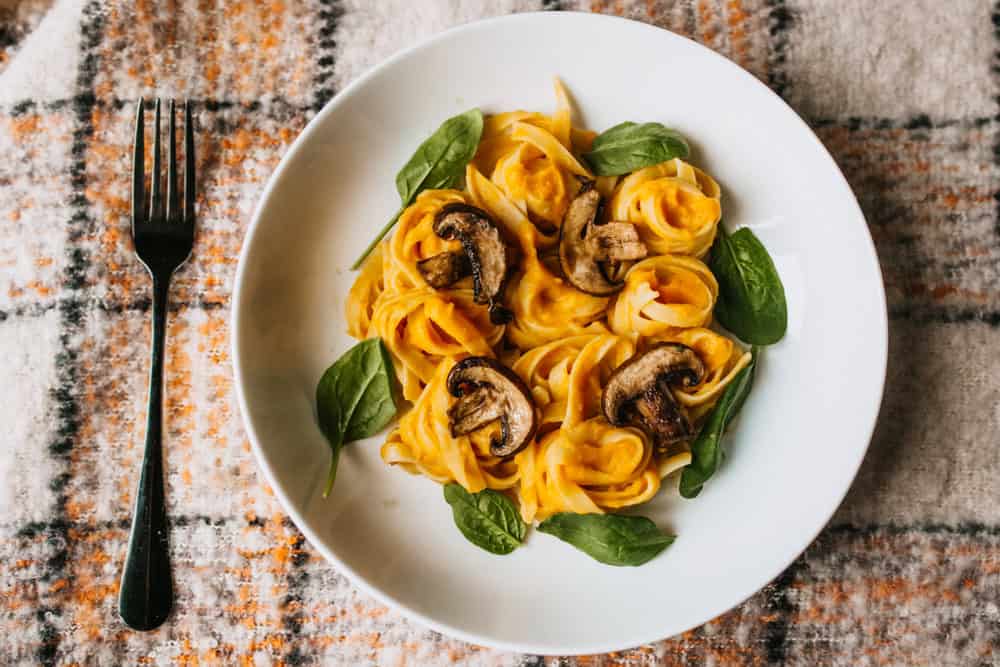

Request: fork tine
left=150, top=99, right=163, bottom=219
left=166, top=99, right=179, bottom=221
left=183, top=100, right=195, bottom=223
left=132, top=99, right=146, bottom=225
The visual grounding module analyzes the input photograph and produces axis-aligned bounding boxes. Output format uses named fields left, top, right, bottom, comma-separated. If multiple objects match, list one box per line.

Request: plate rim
left=231, top=10, right=888, bottom=655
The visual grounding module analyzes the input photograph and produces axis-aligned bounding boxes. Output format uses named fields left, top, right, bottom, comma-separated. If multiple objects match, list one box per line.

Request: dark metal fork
left=119, top=98, right=195, bottom=631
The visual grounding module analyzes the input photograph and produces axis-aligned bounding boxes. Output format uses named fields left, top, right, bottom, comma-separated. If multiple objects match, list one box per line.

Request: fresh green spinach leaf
left=443, top=483, right=526, bottom=555
left=316, top=338, right=397, bottom=496
left=582, top=121, right=689, bottom=176
left=710, top=226, right=787, bottom=345
left=537, top=513, right=674, bottom=566
left=679, top=347, right=758, bottom=499
left=351, top=109, right=484, bottom=269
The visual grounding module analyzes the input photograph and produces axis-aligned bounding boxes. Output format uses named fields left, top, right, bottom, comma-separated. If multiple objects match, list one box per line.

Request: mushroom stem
left=417, top=251, right=472, bottom=288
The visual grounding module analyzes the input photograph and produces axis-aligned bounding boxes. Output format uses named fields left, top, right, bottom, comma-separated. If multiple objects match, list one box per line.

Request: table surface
left=1, top=0, right=998, bottom=665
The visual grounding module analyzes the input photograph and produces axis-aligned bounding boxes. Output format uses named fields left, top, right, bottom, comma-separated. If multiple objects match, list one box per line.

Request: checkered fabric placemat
left=1, top=1, right=998, bottom=665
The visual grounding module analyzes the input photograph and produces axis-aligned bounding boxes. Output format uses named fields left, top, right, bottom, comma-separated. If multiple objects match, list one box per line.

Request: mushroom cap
left=602, top=343, right=705, bottom=448
left=433, top=203, right=509, bottom=313
left=559, top=182, right=647, bottom=296
left=446, top=356, right=538, bottom=458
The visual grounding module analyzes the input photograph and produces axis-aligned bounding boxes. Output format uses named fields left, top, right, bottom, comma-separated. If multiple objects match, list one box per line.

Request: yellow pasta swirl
left=385, top=189, right=468, bottom=293
left=370, top=287, right=503, bottom=401
left=476, top=80, right=591, bottom=240
left=516, top=420, right=660, bottom=522
left=651, top=327, right=752, bottom=419
left=512, top=334, right=634, bottom=430
left=609, top=158, right=722, bottom=257
left=382, top=359, right=518, bottom=491
left=609, top=254, right=719, bottom=338
left=510, top=334, right=661, bottom=522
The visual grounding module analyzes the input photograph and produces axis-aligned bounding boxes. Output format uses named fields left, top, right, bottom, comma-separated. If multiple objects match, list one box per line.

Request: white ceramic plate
left=232, top=12, right=886, bottom=655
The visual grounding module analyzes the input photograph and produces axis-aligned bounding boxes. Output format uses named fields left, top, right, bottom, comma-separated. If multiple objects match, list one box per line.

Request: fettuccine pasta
left=609, top=158, right=722, bottom=257
left=370, top=287, right=503, bottom=401
left=608, top=254, right=718, bottom=337
left=651, top=327, right=753, bottom=419
left=342, top=79, right=752, bottom=529
left=385, top=189, right=469, bottom=292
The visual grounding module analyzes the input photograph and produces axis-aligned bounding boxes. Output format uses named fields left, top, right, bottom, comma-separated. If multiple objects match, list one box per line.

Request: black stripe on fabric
left=0, top=300, right=58, bottom=322
left=311, top=0, right=343, bottom=114
left=12, top=514, right=252, bottom=539
left=0, top=295, right=226, bottom=326
left=763, top=561, right=800, bottom=664
left=541, top=0, right=563, bottom=10
left=0, top=22, right=19, bottom=52
left=35, top=3, right=103, bottom=664
left=764, top=0, right=794, bottom=99
left=93, top=295, right=228, bottom=314
left=810, top=114, right=998, bottom=131
left=281, top=517, right=311, bottom=666
left=1, top=96, right=309, bottom=117
left=827, top=522, right=1000, bottom=538
left=888, top=307, right=1000, bottom=327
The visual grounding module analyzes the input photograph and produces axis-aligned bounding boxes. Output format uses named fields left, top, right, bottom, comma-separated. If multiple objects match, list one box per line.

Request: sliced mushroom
left=559, top=181, right=647, bottom=295
left=417, top=251, right=471, bottom=288
left=433, top=203, right=512, bottom=324
left=602, top=343, right=704, bottom=452
left=446, top=356, right=537, bottom=457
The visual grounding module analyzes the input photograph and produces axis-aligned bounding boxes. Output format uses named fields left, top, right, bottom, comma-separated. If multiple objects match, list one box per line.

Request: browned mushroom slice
left=433, top=203, right=512, bottom=324
left=559, top=182, right=648, bottom=295
left=587, top=223, right=647, bottom=261
left=602, top=343, right=705, bottom=452
left=446, top=356, right=538, bottom=457
left=417, top=251, right=471, bottom=288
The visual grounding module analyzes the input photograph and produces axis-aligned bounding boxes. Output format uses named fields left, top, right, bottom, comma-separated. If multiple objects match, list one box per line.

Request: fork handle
left=120, top=274, right=173, bottom=631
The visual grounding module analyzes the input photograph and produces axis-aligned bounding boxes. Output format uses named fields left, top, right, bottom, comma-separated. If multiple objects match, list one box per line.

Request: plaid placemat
left=1, top=1, right=998, bottom=665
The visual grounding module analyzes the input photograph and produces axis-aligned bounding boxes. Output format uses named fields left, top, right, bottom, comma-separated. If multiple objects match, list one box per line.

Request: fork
left=119, top=98, right=195, bottom=631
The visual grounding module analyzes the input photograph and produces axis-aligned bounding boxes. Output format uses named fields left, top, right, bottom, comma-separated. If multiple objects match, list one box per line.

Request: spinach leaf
left=351, top=109, right=484, bottom=269
left=316, top=338, right=397, bottom=496
left=537, top=513, right=674, bottom=566
left=443, top=483, right=526, bottom=555
left=710, top=225, right=787, bottom=345
left=679, top=347, right=758, bottom=499
left=582, top=121, right=689, bottom=176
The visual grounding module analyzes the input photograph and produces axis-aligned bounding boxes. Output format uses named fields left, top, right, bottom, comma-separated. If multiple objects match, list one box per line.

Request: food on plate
left=316, top=79, right=787, bottom=565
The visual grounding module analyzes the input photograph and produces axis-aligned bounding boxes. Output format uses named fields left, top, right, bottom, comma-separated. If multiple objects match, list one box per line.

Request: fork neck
left=149, top=274, right=172, bottom=394
left=151, top=271, right=171, bottom=319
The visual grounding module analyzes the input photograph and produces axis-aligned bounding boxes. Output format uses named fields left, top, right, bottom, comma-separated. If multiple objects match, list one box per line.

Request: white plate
left=232, top=12, right=887, bottom=655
